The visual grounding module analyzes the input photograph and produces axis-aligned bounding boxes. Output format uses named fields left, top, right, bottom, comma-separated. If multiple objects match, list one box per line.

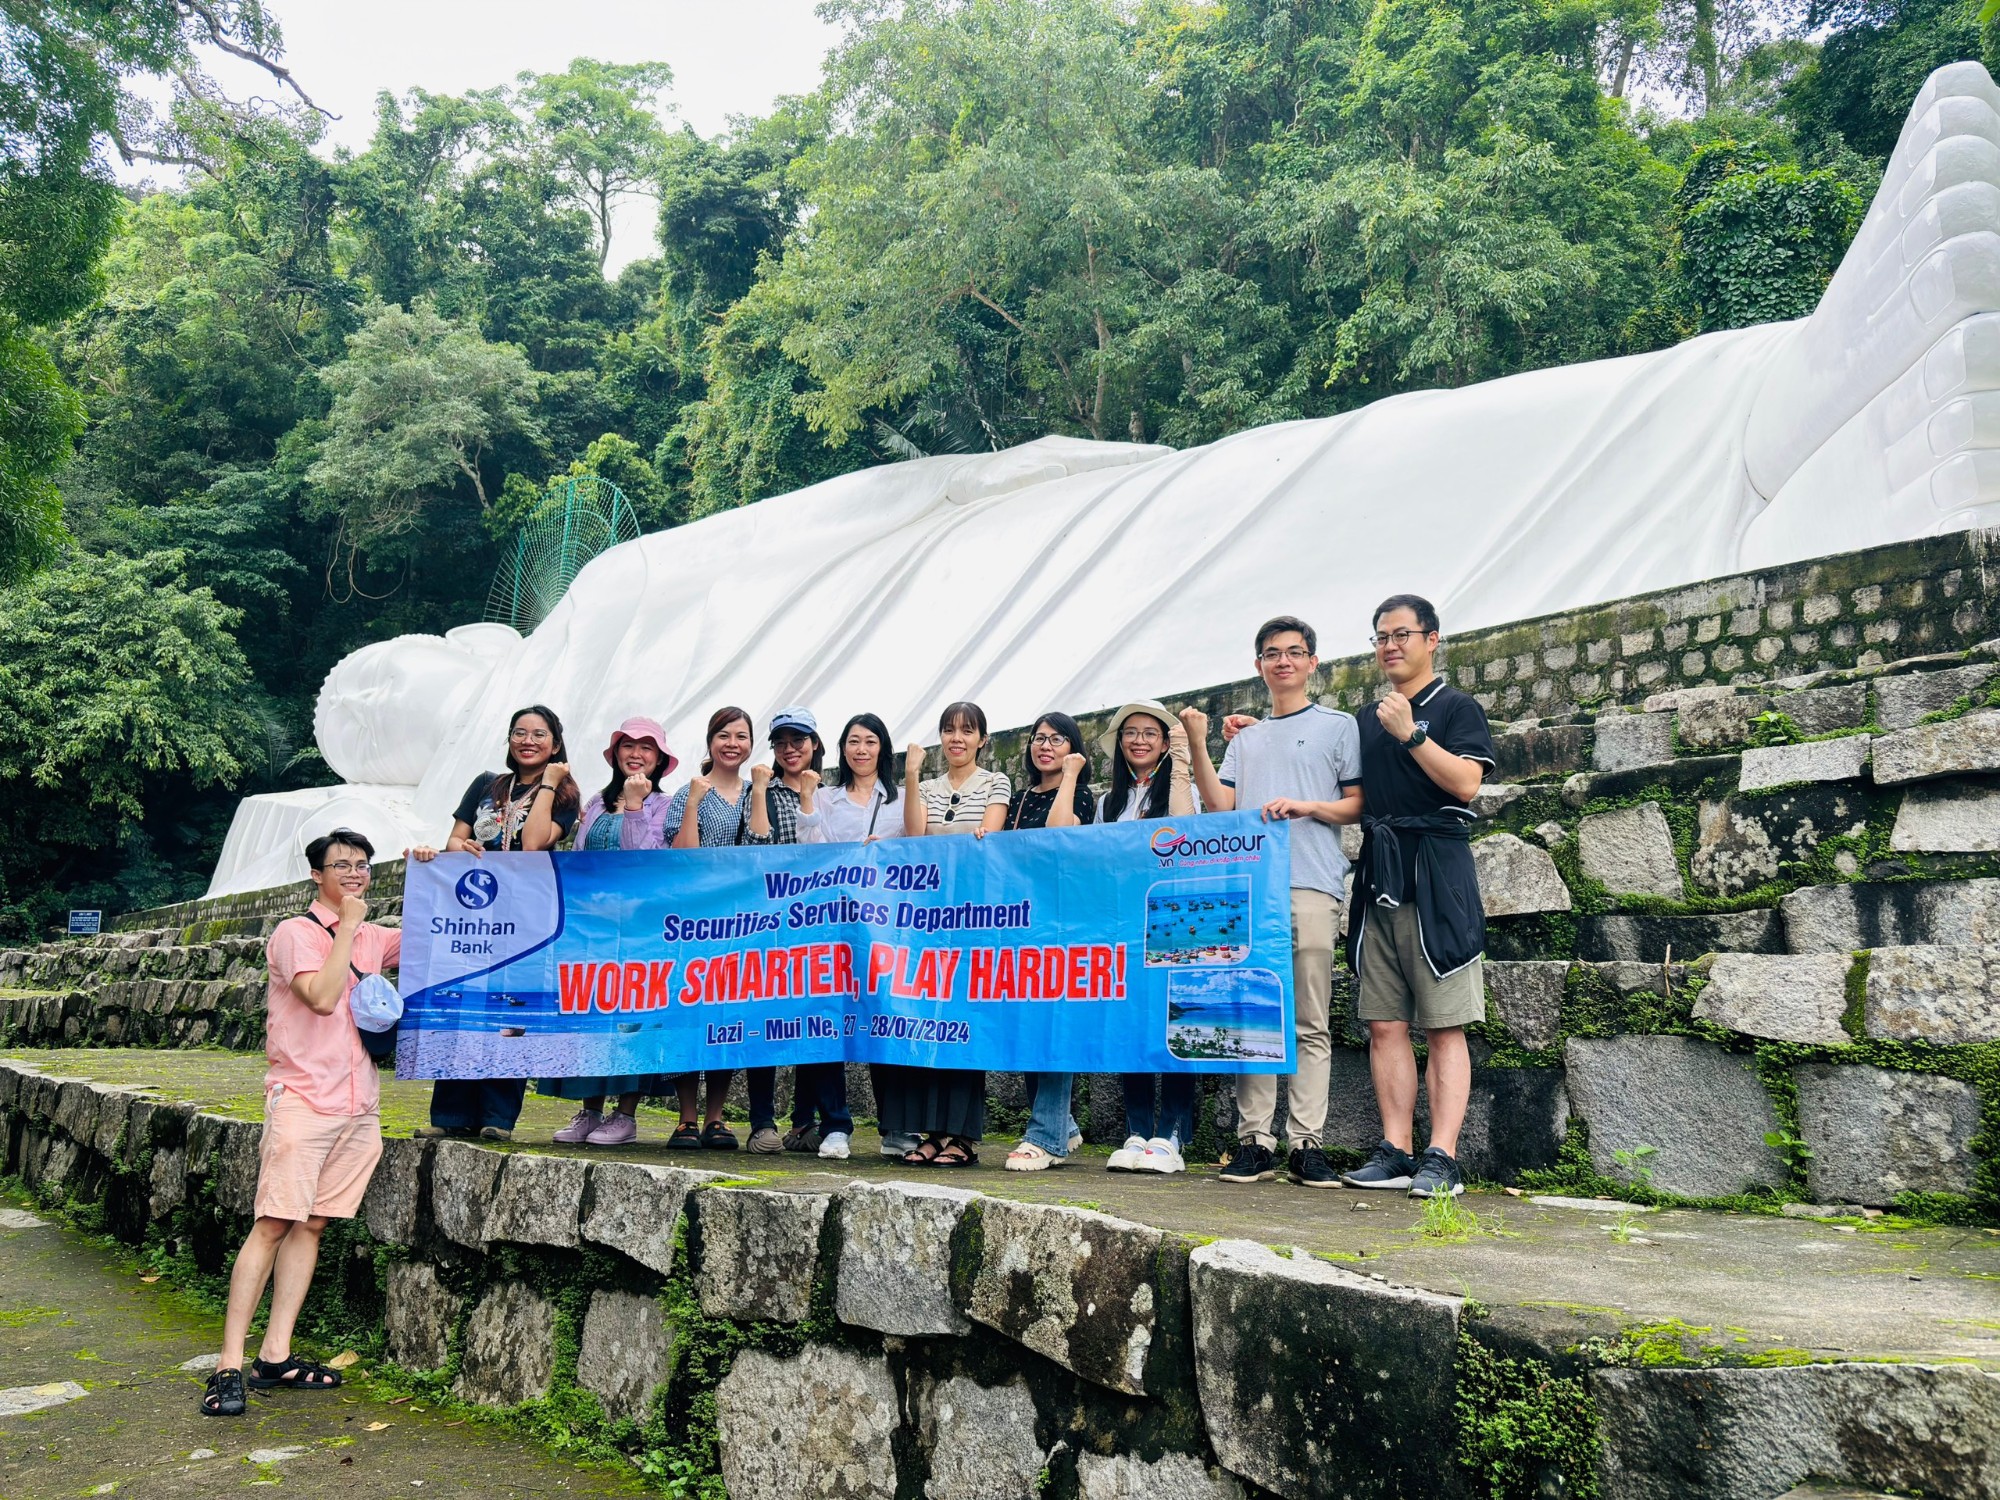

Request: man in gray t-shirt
left=1183, top=614, right=1364, bottom=1190
left=1214, top=706, right=1361, bottom=896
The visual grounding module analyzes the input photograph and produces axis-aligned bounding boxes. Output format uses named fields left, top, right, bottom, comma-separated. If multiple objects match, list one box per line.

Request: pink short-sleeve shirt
left=265, top=900, right=403, bottom=1116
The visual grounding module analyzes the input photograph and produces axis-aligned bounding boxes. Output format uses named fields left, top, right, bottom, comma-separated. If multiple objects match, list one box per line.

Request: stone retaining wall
left=6, top=1056, right=1995, bottom=1500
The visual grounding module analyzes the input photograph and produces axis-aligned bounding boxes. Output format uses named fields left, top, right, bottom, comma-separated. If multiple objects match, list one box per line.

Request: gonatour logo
left=1149, top=825, right=1268, bottom=862
left=455, top=868, right=500, bottom=909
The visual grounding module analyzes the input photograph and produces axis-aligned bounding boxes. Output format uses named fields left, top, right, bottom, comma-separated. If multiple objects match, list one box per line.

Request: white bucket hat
left=1098, top=699, right=1177, bottom=758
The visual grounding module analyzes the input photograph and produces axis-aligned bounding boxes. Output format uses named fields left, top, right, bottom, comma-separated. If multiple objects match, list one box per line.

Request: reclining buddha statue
left=208, top=62, right=2000, bottom=895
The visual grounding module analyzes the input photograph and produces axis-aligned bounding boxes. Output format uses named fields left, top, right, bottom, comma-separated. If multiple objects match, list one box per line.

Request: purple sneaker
left=553, top=1109, right=601, bottom=1144
left=586, top=1112, right=638, bottom=1146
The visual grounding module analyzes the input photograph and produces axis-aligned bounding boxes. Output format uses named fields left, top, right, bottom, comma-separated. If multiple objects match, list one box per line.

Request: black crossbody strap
left=306, top=913, right=367, bottom=982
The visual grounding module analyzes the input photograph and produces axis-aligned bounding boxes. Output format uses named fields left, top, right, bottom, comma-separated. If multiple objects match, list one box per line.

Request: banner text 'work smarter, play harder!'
left=395, top=811, right=1296, bottom=1079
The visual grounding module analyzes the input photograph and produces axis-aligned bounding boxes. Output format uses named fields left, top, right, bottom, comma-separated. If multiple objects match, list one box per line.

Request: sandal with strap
left=667, top=1121, right=704, bottom=1151
left=900, top=1137, right=945, bottom=1167
left=935, top=1137, right=980, bottom=1169
left=200, top=1366, right=246, bottom=1417
left=246, top=1354, right=342, bottom=1390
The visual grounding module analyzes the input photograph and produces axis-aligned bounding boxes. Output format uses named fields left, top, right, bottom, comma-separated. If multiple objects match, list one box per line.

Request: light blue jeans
left=1025, top=1072, right=1078, bottom=1156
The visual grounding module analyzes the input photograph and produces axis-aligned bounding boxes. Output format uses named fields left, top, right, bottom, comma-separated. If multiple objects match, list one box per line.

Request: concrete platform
left=12, top=1047, right=2000, bottom=1373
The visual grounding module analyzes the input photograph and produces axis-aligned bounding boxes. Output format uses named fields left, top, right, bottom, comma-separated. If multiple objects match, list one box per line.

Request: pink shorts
left=254, top=1087, right=382, bottom=1222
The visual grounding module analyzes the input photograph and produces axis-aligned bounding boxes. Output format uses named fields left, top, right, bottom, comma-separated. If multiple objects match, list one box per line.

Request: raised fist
left=798, top=769, right=821, bottom=796
left=621, top=774, right=652, bottom=810
left=1222, top=713, right=1259, bottom=742
left=338, top=894, right=368, bottom=927
left=1062, top=752, right=1087, bottom=778
left=905, top=743, right=927, bottom=779
left=543, top=761, right=570, bottom=788
left=1377, top=692, right=1415, bottom=742
left=687, top=775, right=713, bottom=804
left=1178, top=706, right=1209, bottom=743
left=750, top=763, right=773, bottom=785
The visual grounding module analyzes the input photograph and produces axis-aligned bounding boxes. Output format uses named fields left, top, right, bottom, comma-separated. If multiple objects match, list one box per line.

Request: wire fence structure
left=483, top=475, right=641, bottom=635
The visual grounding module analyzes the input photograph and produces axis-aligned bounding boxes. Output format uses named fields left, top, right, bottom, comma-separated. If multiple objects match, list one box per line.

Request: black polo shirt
left=1356, top=677, right=1496, bottom=901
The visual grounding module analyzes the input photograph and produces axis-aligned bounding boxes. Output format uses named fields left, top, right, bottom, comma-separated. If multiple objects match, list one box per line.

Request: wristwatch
left=1403, top=727, right=1428, bottom=748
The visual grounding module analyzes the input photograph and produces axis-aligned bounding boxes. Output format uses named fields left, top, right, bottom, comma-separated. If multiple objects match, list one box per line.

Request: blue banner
left=395, top=810, right=1295, bottom=1078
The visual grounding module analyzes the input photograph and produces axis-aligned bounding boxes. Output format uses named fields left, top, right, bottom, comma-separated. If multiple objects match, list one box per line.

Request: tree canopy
left=0, top=0, right=1987, bottom=931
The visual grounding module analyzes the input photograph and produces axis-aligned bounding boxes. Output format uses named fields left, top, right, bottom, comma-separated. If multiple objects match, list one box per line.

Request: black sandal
left=200, top=1366, right=246, bottom=1416
left=901, top=1137, right=945, bottom=1167
left=935, top=1137, right=979, bottom=1169
left=667, top=1121, right=703, bottom=1150
left=701, top=1121, right=739, bottom=1151
left=246, top=1355, right=342, bottom=1390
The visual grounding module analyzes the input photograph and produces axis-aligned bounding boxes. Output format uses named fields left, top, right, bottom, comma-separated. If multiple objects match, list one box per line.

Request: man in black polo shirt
left=1341, top=594, right=1495, bottom=1199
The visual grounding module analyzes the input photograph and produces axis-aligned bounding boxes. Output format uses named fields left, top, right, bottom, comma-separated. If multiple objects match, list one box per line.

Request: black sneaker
left=1341, top=1139, right=1419, bottom=1190
left=1218, top=1140, right=1276, bottom=1183
left=1408, top=1146, right=1465, bottom=1198
left=1287, top=1144, right=1342, bottom=1188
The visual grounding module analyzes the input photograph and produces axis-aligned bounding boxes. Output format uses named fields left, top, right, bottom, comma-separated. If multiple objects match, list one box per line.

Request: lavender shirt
left=575, top=791, right=673, bottom=850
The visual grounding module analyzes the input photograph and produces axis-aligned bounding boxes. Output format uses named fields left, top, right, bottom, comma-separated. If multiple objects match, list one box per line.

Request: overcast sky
left=123, top=0, right=841, bottom=273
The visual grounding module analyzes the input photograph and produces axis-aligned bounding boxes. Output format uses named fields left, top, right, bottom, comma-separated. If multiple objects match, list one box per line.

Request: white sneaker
left=1105, top=1134, right=1149, bottom=1172
left=1135, top=1137, right=1185, bottom=1174
left=818, top=1130, right=851, bottom=1160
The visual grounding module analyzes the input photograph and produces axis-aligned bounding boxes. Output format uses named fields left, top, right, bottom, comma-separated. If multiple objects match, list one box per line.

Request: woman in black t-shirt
left=409, top=704, right=580, bottom=1141
left=1002, top=711, right=1097, bottom=833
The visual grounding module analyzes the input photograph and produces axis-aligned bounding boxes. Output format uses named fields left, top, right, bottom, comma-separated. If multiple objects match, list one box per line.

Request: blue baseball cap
left=769, top=706, right=819, bottom=738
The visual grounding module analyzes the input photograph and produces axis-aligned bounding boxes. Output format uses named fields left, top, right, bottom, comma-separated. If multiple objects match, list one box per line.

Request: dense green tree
left=1675, top=140, right=1863, bottom=328
left=1787, top=0, right=1981, bottom=158
left=0, top=550, right=261, bottom=934
left=308, top=299, right=545, bottom=557
left=516, top=59, right=675, bottom=270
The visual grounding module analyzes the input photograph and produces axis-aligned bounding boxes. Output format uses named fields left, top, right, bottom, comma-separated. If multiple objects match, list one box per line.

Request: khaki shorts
left=254, top=1088, right=382, bottom=1222
left=1355, top=900, right=1486, bottom=1030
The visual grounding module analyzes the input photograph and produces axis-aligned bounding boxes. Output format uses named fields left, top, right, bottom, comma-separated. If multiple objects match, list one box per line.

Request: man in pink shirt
left=201, top=829, right=401, bottom=1418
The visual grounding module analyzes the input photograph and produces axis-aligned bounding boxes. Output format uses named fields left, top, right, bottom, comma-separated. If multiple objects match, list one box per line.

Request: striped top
left=918, top=769, right=1011, bottom=834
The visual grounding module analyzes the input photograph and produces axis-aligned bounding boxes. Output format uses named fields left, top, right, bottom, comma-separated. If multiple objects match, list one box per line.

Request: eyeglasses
left=1119, top=726, right=1163, bottom=743
left=319, top=860, right=370, bottom=874
left=1029, top=734, right=1070, bottom=749
left=1258, top=647, right=1313, bottom=663
left=1370, top=628, right=1430, bottom=649
left=509, top=728, right=552, bottom=742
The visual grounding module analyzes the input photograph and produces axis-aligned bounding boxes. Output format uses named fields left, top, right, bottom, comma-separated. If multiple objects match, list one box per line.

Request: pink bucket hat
left=604, top=716, right=678, bottom=776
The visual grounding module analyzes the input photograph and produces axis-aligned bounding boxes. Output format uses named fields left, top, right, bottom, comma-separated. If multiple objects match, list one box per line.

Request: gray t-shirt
left=1217, top=704, right=1363, bottom=896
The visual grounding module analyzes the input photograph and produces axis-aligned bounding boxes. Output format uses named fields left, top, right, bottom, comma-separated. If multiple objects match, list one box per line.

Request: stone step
left=1697, top=942, right=2000, bottom=1045
left=1573, top=911, right=1782, bottom=963
left=1782, top=878, right=2000, bottom=951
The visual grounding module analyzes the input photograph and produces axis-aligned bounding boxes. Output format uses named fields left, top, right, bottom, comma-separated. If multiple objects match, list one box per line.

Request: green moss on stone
left=1453, top=1333, right=1601, bottom=1500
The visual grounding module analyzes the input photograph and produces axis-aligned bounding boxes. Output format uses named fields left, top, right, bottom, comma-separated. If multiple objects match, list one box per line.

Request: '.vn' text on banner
left=395, top=811, right=1296, bottom=1078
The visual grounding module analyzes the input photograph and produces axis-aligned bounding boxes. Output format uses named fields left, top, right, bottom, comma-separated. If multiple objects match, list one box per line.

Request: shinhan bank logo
left=1150, top=825, right=1268, bottom=863
left=455, top=868, right=500, bottom=909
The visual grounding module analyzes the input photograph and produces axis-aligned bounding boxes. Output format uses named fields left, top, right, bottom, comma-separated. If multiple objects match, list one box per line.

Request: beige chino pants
left=1235, top=887, right=1338, bottom=1150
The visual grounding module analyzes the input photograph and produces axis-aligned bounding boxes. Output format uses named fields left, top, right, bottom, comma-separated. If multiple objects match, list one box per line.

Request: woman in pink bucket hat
left=536, top=715, right=681, bottom=1145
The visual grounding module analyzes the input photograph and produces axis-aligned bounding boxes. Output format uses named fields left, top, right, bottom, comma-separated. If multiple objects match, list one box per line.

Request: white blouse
left=796, top=781, right=909, bottom=844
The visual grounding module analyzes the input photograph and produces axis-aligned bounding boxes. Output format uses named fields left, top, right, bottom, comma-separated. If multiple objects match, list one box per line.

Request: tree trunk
left=1611, top=38, right=1635, bottom=98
